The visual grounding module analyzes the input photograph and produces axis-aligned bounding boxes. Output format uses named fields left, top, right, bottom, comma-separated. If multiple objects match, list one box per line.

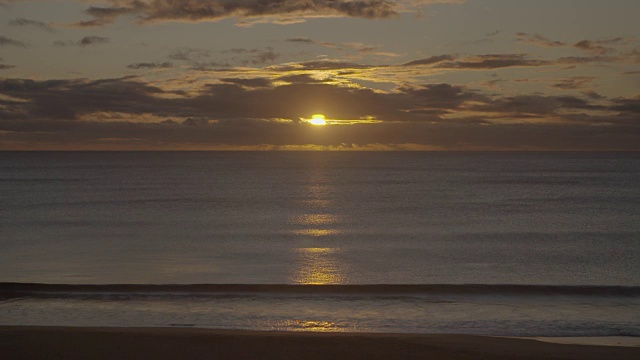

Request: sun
left=308, top=114, right=327, bottom=126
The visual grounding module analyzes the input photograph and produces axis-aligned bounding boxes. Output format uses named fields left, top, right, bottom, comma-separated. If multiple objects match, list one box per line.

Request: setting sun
left=308, top=114, right=327, bottom=126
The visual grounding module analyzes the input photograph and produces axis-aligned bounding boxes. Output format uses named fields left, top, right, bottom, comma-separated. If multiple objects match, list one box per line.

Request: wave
left=1, top=283, right=639, bottom=299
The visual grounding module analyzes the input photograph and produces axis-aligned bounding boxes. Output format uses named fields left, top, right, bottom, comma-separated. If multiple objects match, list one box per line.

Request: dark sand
left=1, top=326, right=638, bottom=360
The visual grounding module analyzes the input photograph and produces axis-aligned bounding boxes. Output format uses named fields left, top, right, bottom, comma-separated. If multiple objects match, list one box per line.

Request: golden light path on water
left=293, top=247, right=344, bottom=285
left=290, top=215, right=345, bottom=285
left=291, top=213, right=340, bottom=237
left=288, top=156, right=346, bottom=289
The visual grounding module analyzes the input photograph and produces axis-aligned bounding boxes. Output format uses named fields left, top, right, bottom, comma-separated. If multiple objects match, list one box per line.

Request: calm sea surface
left=1, top=151, right=639, bottom=335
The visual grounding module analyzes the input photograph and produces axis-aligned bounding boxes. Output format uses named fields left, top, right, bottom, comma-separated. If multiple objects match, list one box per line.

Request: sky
left=0, top=0, right=639, bottom=150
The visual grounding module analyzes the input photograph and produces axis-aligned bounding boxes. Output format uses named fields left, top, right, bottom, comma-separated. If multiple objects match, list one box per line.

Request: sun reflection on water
left=295, top=214, right=338, bottom=226
left=278, top=319, right=347, bottom=332
left=289, top=157, right=346, bottom=285
left=292, top=247, right=344, bottom=285
left=302, top=184, right=334, bottom=209
left=291, top=229, right=340, bottom=237
left=291, top=214, right=341, bottom=237
left=300, top=199, right=333, bottom=209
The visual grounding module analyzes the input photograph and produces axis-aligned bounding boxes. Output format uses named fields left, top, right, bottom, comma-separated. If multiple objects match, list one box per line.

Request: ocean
left=1, top=151, right=639, bottom=336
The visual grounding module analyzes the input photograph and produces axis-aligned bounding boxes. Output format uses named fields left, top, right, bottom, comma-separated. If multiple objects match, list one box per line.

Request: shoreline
left=1, top=326, right=638, bottom=360
left=529, top=336, right=640, bottom=347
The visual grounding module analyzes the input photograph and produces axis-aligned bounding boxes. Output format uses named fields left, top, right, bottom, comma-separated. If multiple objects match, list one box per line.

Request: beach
left=1, top=326, right=639, bottom=360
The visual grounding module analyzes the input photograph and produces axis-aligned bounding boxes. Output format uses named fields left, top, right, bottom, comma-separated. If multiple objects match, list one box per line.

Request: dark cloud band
left=1, top=75, right=638, bottom=150
left=0, top=35, right=27, bottom=47
left=75, top=0, right=399, bottom=27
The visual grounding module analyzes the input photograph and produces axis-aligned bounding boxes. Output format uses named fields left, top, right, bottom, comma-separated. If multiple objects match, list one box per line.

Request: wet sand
left=1, top=326, right=639, bottom=360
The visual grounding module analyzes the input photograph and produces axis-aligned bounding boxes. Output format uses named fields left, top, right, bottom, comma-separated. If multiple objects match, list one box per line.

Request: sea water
left=1, top=151, right=639, bottom=335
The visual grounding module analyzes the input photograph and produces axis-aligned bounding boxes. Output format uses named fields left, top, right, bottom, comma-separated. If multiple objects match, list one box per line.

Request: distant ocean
left=1, top=152, right=639, bottom=336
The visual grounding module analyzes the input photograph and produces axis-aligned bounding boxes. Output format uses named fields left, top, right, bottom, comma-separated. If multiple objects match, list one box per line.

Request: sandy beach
left=1, top=326, right=638, bottom=360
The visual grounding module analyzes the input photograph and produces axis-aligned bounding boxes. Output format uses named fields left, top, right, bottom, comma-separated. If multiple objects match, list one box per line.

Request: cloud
left=343, top=42, right=399, bottom=57
left=168, top=47, right=279, bottom=68
left=79, top=35, right=110, bottom=46
left=0, top=75, right=630, bottom=124
left=611, top=98, right=640, bottom=114
left=516, top=33, right=566, bottom=47
left=398, top=53, right=623, bottom=73
left=1, top=68, right=639, bottom=150
left=272, top=59, right=376, bottom=71
left=401, top=83, right=487, bottom=111
left=286, top=37, right=398, bottom=57
left=582, top=91, right=605, bottom=100
left=555, top=55, right=619, bottom=66
left=0, top=77, right=167, bottom=121
left=465, top=94, right=607, bottom=116
left=75, top=0, right=399, bottom=27
left=398, top=52, right=625, bottom=74
left=574, top=40, right=611, bottom=55
left=0, top=77, right=444, bottom=126
left=552, top=77, right=596, bottom=90
left=189, top=61, right=232, bottom=70
left=9, top=18, right=55, bottom=32
left=455, top=30, right=501, bottom=47
left=223, top=48, right=280, bottom=65
left=0, top=35, right=27, bottom=47
left=76, top=6, right=134, bottom=27
left=182, top=117, right=211, bottom=126
left=127, top=62, right=175, bottom=69
left=402, top=54, right=456, bottom=66
left=573, top=37, right=631, bottom=55
left=54, top=36, right=110, bottom=47
left=437, top=54, right=549, bottom=69
left=3, top=115, right=638, bottom=151
left=287, top=37, right=316, bottom=44
left=0, top=56, right=13, bottom=70
left=276, top=74, right=327, bottom=84
left=168, top=48, right=214, bottom=61
left=220, top=77, right=273, bottom=88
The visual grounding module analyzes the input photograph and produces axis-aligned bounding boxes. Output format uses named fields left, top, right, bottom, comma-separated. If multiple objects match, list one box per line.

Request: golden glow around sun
left=300, top=114, right=382, bottom=126
left=308, top=114, right=327, bottom=126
